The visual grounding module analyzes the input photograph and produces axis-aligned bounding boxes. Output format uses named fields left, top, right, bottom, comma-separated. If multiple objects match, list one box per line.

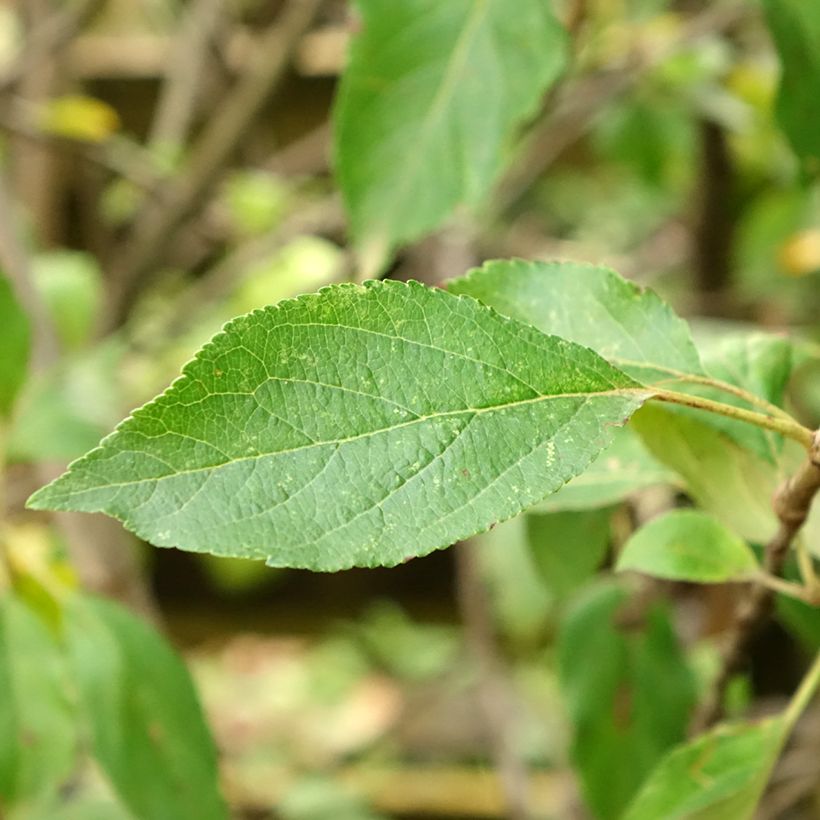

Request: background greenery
left=2, top=0, right=820, bottom=818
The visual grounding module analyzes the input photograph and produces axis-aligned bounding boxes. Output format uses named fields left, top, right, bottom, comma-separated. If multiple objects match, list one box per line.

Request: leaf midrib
left=42, top=385, right=648, bottom=500
left=364, top=0, right=490, bottom=239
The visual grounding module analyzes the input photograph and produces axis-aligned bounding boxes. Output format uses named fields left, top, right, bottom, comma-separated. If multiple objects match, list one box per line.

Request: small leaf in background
left=632, top=404, right=778, bottom=543
left=356, top=600, right=458, bottom=682
left=763, top=0, right=820, bottom=166
left=0, top=272, right=30, bottom=418
left=527, top=508, right=612, bottom=603
left=779, top=228, right=820, bottom=276
left=64, top=595, right=228, bottom=820
left=33, top=251, right=103, bottom=350
left=39, top=95, right=120, bottom=143
left=334, top=1, right=567, bottom=273
left=29, top=281, right=650, bottom=570
left=448, top=259, right=704, bottom=383
left=0, top=594, right=77, bottom=810
left=230, top=236, right=344, bottom=315
left=558, top=581, right=696, bottom=819
left=531, top=426, right=677, bottom=513
left=8, top=342, right=124, bottom=464
left=623, top=718, right=785, bottom=820
left=617, top=509, right=760, bottom=583
left=475, top=515, right=553, bottom=644
left=279, top=775, right=386, bottom=820
left=222, top=169, right=288, bottom=237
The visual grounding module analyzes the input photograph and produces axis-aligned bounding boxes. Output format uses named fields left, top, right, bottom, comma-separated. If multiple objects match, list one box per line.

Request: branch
left=0, top=0, right=106, bottom=92
left=691, top=432, right=820, bottom=733
left=0, top=172, right=59, bottom=367
left=494, top=0, right=747, bottom=214
left=147, top=0, right=224, bottom=150
left=455, top=544, right=532, bottom=820
left=106, top=0, right=324, bottom=329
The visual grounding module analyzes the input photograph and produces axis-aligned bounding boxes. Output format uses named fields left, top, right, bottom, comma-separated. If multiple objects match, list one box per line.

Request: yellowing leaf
left=778, top=228, right=820, bottom=277
left=40, top=95, right=120, bottom=143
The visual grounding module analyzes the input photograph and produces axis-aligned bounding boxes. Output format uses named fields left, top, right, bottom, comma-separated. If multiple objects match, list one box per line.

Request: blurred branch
left=692, top=433, right=820, bottom=732
left=0, top=0, right=106, bottom=92
left=0, top=99, right=161, bottom=191
left=148, top=0, right=224, bottom=151
left=455, top=544, right=532, bottom=820
left=0, top=172, right=59, bottom=367
left=693, top=119, right=736, bottom=314
left=0, top=173, right=157, bottom=619
left=107, top=0, right=325, bottom=329
left=193, top=197, right=345, bottom=305
left=495, top=0, right=747, bottom=214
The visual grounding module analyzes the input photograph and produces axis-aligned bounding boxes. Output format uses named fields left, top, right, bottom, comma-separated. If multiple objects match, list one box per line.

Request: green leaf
left=559, top=581, right=696, bottom=819
left=475, top=515, right=554, bottom=642
left=530, top=427, right=678, bottom=513
left=685, top=329, right=795, bottom=463
left=28, top=281, right=650, bottom=571
left=448, top=259, right=704, bottom=383
left=763, top=0, right=820, bottom=166
left=449, top=261, right=796, bottom=463
left=527, top=508, right=612, bottom=602
left=631, top=404, right=778, bottom=543
left=64, top=595, right=227, bottom=820
left=8, top=343, right=123, bottom=464
left=32, top=251, right=103, bottom=351
left=617, top=510, right=760, bottom=583
left=0, top=594, right=76, bottom=810
left=0, top=273, right=30, bottom=419
left=623, top=718, right=786, bottom=820
left=334, top=2, right=567, bottom=273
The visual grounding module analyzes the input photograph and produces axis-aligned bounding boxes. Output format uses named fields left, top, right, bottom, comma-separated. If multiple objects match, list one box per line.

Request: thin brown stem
left=148, top=0, right=224, bottom=150
left=455, top=543, right=532, bottom=820
left=106, top=0, right=324, bottom=329
left=691, top=432, right=820, bottom=733
left=0, top=0, right=106, bottom=92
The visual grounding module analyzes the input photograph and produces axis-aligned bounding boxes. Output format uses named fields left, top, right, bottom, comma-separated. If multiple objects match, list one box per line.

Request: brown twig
left=0, top=173, right=158, bottom=619
left=0, top=172, right=59, bottom=367
left=0, top=0, right=106, bottom=92
left=693, top=119, right=736, bottom=315
left=691, top=432, right=820, bottom=733
left=455, top=544, right=532, bottom=820
left=106, top=0, right=324, bottom=329
left=494, top=0, right=747, bottom=215
left=147, top=0, right=224, bottom=150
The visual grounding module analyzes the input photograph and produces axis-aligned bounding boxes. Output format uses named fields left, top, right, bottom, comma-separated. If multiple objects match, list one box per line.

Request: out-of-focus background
left=3, top=0, right=820, bottom=818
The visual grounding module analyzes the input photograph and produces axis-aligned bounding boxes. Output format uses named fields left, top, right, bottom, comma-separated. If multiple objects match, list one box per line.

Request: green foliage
left=687, top=330, right=795, bottom=463
left=527, top=508, right=612, bottom=602
left=334, top=0, right=567, bottom=273
left=64, top=596, right=227, bottom=820
left=617, top=510, right=760, bottom=583
left=558, top=581, right=696, bottom=819
left=28, top=280, right=649, bottom=570
left=32, top=251, right=103, bottom=351
left=0, top=594, right=76, bottom=811
left=0, top=273, right=30, bottom=419
left=763, top=0, right=820, bottom=166
left=632, top=405, right=777, bottom=542
left=448, top=259, right=703, bottom=383
left=623, top=718, right=785, bottom=820
left=531, top=427, right=677, bottom=513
